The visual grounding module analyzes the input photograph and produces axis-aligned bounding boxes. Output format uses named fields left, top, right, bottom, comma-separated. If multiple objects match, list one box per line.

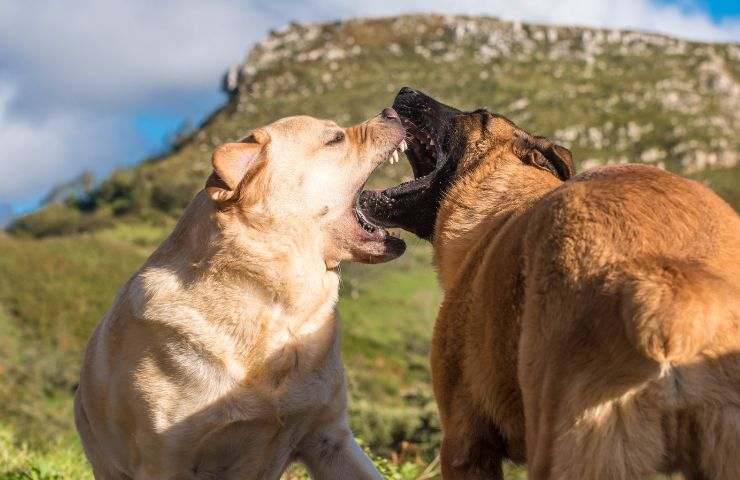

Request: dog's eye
left=325, top=131, right=345, bottom=146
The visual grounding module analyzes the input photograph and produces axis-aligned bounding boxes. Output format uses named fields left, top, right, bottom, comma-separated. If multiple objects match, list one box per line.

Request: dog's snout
left=381, top=107, right=400, bottom=122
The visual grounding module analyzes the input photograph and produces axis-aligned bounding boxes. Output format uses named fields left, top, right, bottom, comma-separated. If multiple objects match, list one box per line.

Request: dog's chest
left=156, top=319, right=344, bottom=462
left=136, top=284, right=345, bottom=476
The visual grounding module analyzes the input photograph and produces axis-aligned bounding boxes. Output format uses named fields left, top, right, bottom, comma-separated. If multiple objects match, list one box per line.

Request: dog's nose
left=397, top=86, right=417, bottom=96
left=381, top=107, right=399, bottom=121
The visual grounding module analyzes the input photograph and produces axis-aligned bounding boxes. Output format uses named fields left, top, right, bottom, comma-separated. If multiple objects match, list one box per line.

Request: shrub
left=94, top=170, right=152, bottom=216
left=7, top=205, right=111, bottom=238
left=150, top=179, right=199, bottom=214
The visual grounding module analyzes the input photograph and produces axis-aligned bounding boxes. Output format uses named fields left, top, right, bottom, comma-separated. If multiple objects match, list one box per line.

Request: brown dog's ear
left=206, top=136, right=265, bottom=202
left=521, top=135, right=574, bottom=181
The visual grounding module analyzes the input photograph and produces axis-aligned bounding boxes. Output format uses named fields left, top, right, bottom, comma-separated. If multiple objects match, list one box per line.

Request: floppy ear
left=523, top=136, right=574, bottom=181
left=206, top=140, right=263, bottom=202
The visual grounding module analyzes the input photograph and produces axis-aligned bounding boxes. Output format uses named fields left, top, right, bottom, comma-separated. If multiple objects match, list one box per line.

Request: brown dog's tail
left=620, top=259, right=737, bottom=364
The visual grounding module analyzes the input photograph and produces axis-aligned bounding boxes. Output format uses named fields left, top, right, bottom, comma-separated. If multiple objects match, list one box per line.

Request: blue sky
left=655, top=0, right=740, bottom=20
left=1, top=0, right=738, bottom=216
left=698, top=0, right=740, bottom=20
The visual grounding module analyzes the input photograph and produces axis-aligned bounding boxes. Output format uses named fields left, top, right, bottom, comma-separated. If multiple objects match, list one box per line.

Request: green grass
left=340, top=242, right=442, bottom=457
left=0, top=231, right=152, bottom=443
left=0, top=423, right=428, bottom=480
left=0, top=427, right=92, bottom=480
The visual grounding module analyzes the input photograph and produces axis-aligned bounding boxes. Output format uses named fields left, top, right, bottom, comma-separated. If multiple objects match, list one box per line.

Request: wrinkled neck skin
left=213, top=197, right=338, bottom=315
left=144, top=191, right=339, bottom=350
left=433, top=152, right=564, bottom=291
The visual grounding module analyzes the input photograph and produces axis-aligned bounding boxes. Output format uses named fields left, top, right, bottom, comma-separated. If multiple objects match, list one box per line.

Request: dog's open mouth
left=351, top=137, right=410, bottom=235
left=358, top=87, right=462, bottom=240
left=353, top=206, right=384, bottom=235
left=358, top=115, right=441, bottom=218
left=401, top=116, right=438, bottom=180
left=347, top=138, right=408, bottom=260
left=356, top=115, right=441, bottom=239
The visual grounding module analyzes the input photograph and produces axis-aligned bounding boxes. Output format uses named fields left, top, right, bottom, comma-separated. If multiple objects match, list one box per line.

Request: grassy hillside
left=2, top=14, right=738, bottom=479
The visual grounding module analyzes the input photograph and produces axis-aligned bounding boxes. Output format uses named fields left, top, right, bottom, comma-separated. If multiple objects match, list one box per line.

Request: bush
left=150, top=179, right=199, bottom=214
left=349, top=399, right=441, bottom=459
left=94, top=170, right=151, bottom=216
left=7, top=205, right=111, bottom=238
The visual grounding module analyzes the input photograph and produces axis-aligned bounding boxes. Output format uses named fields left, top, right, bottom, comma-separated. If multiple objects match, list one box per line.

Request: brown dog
left=75, top=110, right=408, bottom=479
left=360, top=88, right=740, bottom=479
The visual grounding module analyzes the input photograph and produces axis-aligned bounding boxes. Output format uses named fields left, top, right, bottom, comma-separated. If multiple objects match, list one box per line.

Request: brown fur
left=430, top=116, right=740, bottom=479
left=74, top=113, right=406, bottom=480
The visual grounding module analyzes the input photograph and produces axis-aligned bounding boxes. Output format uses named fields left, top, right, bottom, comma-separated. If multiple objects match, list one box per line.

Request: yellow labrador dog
left=75, top=110, right=407, bottom=479
left=360, top=88, right=740, bottom=479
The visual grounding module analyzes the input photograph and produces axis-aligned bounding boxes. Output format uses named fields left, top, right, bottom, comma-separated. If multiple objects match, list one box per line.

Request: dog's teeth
left=400, top=140, right=407, bottom=152
left=429, top=139, right=435, bottom=146
left=391, top=150, right=399, bottom=164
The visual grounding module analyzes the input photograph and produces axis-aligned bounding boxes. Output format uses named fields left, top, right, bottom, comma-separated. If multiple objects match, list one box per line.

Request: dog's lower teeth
left=391, top=150, right=399, bottom=164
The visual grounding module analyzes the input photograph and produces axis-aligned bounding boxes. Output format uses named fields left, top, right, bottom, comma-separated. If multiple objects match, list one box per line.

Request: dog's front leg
left=299, top=420, right=383, bottom=480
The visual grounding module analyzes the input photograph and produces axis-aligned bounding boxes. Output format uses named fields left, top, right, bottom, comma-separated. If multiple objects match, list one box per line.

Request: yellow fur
left=75, top=113, right=405, bottom=480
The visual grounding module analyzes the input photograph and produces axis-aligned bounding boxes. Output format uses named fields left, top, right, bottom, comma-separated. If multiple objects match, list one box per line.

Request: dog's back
left=519, top=165, right=740, bottom=479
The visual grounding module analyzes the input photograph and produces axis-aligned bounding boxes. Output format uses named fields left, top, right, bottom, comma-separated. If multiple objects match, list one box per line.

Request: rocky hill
left=224, top=14, right=739, bottom=173
left=10, top=14, right=740, bottom=236
left=1, top=14, right=737, bottom=479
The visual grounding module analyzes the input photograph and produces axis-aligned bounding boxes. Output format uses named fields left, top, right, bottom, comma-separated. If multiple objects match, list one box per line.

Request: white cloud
left=0, top=0, right=737, bottom=209
left=0, top=84, right=131, bottom=205
left=0, top=0, right=267, bottom=207
left=0, top=0, right=269, bottom=111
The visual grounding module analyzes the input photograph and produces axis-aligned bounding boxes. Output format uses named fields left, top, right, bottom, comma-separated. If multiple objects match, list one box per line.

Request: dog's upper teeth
left=400, top=140, right=407, bottom=152
left=429, top=139, right=435, bottom=146
left=391, top=150, right=399, bottom=164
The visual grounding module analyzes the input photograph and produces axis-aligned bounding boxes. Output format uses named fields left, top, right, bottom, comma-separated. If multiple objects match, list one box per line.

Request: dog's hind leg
left=521, top=352, right=669, bottom=479
left=518, top=300, right=668, bottom=479
left=523, top=369, right=667, bottom=480
left=550, top=393, right=668, bottom=480
left=693, top=407, right=740, bottom=480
